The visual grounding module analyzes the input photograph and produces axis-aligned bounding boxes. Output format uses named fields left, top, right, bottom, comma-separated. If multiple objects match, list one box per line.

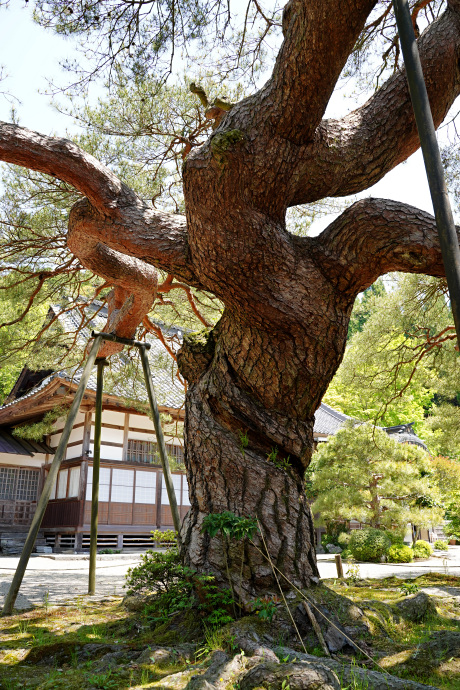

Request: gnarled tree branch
left=267, top=0, right=377, bottom=144
left=288, top=2, right=460, bottom=205
left=310, top=197, right=458, bottom=297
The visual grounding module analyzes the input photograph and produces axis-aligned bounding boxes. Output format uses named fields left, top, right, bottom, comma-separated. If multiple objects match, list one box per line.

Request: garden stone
left=323, top=624, right=348, bottom=653
left=394, top=592, right=436, bottom=623
left=238, top=660, right=341, bottom=690
left=274, top=647, right=440, bottom=690
left=325, top=544, right=342, bottom=554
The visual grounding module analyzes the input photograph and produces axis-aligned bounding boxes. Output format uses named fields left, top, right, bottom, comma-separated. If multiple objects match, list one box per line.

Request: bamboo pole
left=1, top=335, right=102, bottom=616
left=393, top=0, right=460, bottom=347
left=138, top=344, right=182, bottom=542
left=88, top=359, right=108, bottom=595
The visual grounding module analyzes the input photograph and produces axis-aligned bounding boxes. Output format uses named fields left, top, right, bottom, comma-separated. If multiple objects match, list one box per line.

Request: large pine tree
left=1, top=0, right=460, bottom=597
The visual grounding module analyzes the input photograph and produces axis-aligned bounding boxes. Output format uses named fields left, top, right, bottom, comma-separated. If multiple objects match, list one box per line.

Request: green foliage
left=385, top=530, right=405, bottom=545
left=324, top=274, right=444, bottom=429
left=387, top=544, right=413, bottom=563
left=434, top=540, right=448, bottom=550
left=349, top=528, right=391, bottom=563
left=249, top=595, right=279, bottom=622
left=201, top=512, right=258, bottom=541
left=267, top=447, right=292, bottom=472
left=125, top=548, right=235, bottom=628
left=445, top=515, right=460, bottom=541
left=337, top=532, right=351, bottom=547
left=412, top=540, right=433, bottom=559
left=13, top=405, right=69, bottom=441
left=399, top=582, right=419, bottom=596
left=347, top=279, right=386, bottom=341
left=311, top=423, right=442, bottom=531
left=126, top=548, right=190, bottom=598
left=151, top=529, right=177, bottom=545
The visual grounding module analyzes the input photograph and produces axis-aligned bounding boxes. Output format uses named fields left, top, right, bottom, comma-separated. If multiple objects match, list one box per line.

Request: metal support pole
left=393, top=0, right=460, bottom=345
left=138, top=345, right=182, bottom=542
left=88, top=359, right=108, bottom=595
left=1, top=335, right=102, bottom=616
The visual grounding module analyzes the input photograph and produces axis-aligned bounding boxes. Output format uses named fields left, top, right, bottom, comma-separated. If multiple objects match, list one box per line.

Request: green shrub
left=337, top=532, right=351, bottom=547
left=349, top=528, right=391, bottom=562
left=125, top=548, right=235, bottom=627
left=387, top=544, right=413, bottom=563
left=151, top=529, right=177, bottom=544
left=412, top=540, right=433, bottom=558
left=386, top=530, right=405, bottom=545
left=341, top=548, right=352, bottom=559
left=321, top=533, right=336, bottom=547
left=399, top=581, right=419, bottom=596
left=434, top=539, right=448, bottom=550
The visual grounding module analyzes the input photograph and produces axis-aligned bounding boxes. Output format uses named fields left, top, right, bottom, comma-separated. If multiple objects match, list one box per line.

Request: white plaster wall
left=98, top=427, right=124, bottom=445
left=0, top=453, right=44, bottom=468
left=129, top=413, right=154, bottom=431
left=66, top=443, right=83, bottom=460
left=127, top=430, right=156, bottom=442
left=89, top=441, right=123, bottom=461
left=102, top=409, right=126, bottom=426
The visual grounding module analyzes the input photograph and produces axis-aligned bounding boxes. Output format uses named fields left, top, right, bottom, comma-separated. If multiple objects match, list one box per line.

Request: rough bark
left=1, top=0, right=460, bottom=593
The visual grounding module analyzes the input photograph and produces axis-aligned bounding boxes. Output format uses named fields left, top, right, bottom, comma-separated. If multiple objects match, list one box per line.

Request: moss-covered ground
left=1, top=574, right=460, bottom=689
left=323, top=573, right=460, bottom=689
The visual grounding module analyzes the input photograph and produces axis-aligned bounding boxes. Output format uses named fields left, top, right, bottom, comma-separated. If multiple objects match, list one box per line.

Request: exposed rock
left=323, top=623, right=348, bottom=653
left=274, top=647, right=440, bottom=690
left=189, top=651, right=247, bottom=690
left=93, top=648, right=139, bottom=671
left=25, top=642, right=126, bottom=665
left=404, top=630, right=460, bottom=673
left=238, top=660, right=340, bottom=690
left=137, top=647, right=185, bottom=666
left=325, top=544, right=342, bottom=554
left=151, top=668, right=197, bottom=689
left=394, top=592, right=437, bottom=623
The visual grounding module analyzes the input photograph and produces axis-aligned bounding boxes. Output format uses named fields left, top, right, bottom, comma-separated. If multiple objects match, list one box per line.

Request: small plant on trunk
left=201, top=511, right=258, bottom=610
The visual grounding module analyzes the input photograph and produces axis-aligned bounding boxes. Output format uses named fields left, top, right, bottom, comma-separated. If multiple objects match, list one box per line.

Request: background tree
left=311, top=424, right=443, bottom=533
left=324, top=272, right=460, bottom=456
left=1, top=0, right=460, bottom=597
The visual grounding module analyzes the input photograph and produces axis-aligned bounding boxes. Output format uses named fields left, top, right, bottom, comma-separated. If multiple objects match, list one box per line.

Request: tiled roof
left=1, top=301, right=353, bottom=436
left=1, top=301, right=185, bottom=414
left=0, top=429, right=54, bottom=456
left=313, top=402, right=350, bottom=436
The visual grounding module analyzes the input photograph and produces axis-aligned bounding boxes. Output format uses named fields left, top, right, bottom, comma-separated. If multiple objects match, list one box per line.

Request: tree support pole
left=88, top=358, right=108, bottom=595
left=90, top=332, right=182, bottom=543
left=138, top=344, right=182, bottom=542
left=1, top=335, right=103, bottom=616
left=393, top=0, right=460, bottom=345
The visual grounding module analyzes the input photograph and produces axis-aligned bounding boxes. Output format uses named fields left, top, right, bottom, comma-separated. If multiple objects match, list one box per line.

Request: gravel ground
left=1, top=546, right=460, bottom=611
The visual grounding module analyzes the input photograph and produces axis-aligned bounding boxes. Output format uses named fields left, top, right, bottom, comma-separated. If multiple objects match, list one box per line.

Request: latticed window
left=16, top=469, right=39, bottom=501
left=127, top=440, right=184, bottom=464
left=0, top=467, right=39, bottom=501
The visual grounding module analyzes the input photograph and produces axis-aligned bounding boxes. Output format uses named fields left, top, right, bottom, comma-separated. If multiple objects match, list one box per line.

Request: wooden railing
left=0, top=500, right=37, bottom=526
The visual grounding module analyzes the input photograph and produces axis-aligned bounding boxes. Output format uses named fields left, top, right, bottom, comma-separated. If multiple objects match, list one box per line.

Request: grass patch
left=2, top=575, right=460, bottom=689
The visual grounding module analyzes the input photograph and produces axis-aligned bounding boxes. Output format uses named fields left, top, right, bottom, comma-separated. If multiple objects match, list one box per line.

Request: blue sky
left=0, top=2, right=442, bottom=233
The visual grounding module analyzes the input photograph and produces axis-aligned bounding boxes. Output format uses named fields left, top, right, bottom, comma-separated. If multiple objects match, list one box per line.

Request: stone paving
left=0, top=555, right=139, bottom=610
left=1, top=547, right=460, bottom=611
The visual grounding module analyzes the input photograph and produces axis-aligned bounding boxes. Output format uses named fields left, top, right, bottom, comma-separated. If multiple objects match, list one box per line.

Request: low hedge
left=412, top=540, right=433, bottom=558
left=387, top=544, right=413, bottom=563
left=434, top=539, right=448, bottom=550
left=349, top=528, right=391, bottom=562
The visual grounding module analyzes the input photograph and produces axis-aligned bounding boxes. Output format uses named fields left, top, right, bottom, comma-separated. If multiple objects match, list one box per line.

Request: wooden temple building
left=0, top=302, right=433, bottom=553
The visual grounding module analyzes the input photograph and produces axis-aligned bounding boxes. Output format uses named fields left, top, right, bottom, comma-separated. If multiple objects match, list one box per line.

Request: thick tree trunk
left=178, top=315, right=320, bottom=597
left=2, top=0, right=460, bottom=597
